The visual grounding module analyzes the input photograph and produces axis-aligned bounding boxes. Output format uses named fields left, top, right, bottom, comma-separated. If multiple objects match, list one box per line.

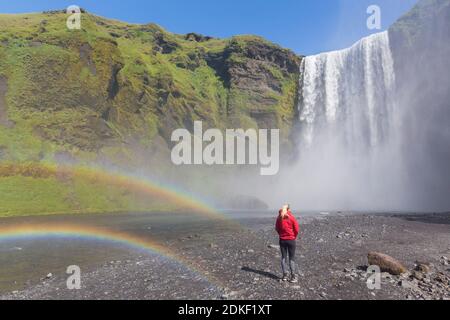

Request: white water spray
left=278, top=31, right=409, bottom=211
left=299, top=31, right=397, bottom=152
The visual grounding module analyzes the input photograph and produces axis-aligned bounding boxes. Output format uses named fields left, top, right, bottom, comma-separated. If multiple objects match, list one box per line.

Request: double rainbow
left=0, top=163, right=237, bottom=288
left=0, top=162, right=227, bottom=220
left=62, top=164, right=222, bottom=219
left=0, top=223, right=221, bottom=287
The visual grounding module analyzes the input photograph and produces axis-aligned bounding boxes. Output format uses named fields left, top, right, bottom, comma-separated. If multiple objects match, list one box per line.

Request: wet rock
left=368, top=252, right=407, bottom=275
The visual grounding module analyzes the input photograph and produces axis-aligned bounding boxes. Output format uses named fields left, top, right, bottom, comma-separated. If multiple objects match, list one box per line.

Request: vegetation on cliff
left=0, top=11, right=301, bottom=165
left=0, top=10, right=301, bottom=216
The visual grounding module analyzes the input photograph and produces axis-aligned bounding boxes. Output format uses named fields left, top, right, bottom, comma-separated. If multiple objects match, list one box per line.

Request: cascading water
left=278, top=31, right=409, bottom=211
left=299, top=31, right=397, bottom=153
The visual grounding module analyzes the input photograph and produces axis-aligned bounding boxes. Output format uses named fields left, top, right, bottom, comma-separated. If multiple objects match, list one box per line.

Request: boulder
left=368, top=252, right=407, bottom=275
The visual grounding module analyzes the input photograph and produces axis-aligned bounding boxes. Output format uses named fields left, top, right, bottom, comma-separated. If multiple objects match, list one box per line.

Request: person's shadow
left=241, top=266, right=280, bottom=280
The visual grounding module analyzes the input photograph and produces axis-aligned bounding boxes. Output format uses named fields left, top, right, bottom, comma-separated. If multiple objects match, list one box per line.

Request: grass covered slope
left=0, top=163, right=184, bottom=217
left=0, top=10, right=301, bottom=216
left=0, top=10, right=301, bottom=165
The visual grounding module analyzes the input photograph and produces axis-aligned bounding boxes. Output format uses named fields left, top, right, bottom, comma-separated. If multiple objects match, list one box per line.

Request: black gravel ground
left=1, top=213, right=449, bottom=300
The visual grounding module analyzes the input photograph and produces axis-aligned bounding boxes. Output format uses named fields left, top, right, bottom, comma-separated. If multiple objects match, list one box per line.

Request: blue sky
left=0, top=0, right=419, bottom=55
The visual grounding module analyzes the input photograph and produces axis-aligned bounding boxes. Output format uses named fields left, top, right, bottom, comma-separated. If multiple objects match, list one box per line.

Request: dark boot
left=289, top=274, right=298, bottom=283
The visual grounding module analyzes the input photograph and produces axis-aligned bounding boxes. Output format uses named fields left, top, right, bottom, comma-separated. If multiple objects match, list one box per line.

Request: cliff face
left=0, top=11, right=301, bottom=167
left=388, top=0, right=450, bottom=210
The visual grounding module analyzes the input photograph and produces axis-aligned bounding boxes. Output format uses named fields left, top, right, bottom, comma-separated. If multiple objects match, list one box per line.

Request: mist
left=90, top=1, right=450, bottom=214
left=267, top=1, right=450, bottom=212
left=210, top=1, right=450, bottom=212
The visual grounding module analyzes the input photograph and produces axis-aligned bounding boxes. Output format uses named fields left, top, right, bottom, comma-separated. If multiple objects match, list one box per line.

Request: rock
left=268, top=244, right=279, bottom=249
left=184, top=32, right=214, bottom=42
left=221, top=291, right=238, bottom=300
left=381, top=272, right=393, bottom=279
left=45, top=273, right=52, bottom=279
left=411, top=270, right=424, bottom=281
left=400, top=280, right=413, bottom=289
left=434, top=273, right=447, bottom=284
left=247, top=249, right=255, bottom=253
left=368, top=252, right=407, bottom=275
left=415, top=262, right=431, bottom=274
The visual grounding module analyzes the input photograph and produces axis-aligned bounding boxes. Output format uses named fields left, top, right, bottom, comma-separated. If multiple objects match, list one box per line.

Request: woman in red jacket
left=275, top=205, right=300, bottom=283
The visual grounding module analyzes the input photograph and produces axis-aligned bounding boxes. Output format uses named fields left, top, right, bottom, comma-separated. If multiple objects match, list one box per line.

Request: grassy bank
left=0, top=162, right=179, bottom=218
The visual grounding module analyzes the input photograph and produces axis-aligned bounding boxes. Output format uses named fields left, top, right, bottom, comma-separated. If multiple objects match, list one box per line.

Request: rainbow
left=63, top=164, right=222, bottom=219
left=1, top=162, right=230, bottom=221
left=0, top=223, right=221, bottom=287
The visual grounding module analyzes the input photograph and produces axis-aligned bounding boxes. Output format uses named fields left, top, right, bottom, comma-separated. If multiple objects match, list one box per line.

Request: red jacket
left=275, top=210, right=300, bottom=241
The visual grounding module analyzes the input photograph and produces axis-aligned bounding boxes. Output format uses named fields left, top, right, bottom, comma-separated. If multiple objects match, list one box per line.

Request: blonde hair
left=280, top=204, right=289, bottom=219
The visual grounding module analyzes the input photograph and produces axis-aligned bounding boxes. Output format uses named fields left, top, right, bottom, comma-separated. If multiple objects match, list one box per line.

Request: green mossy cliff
left=0, top=10, right=302, bottom=168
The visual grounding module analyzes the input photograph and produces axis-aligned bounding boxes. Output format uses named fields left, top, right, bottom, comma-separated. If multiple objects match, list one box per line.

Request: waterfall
left=299, top=31, right=397, bottom=154
left=284, top=31, right=407, bottom=211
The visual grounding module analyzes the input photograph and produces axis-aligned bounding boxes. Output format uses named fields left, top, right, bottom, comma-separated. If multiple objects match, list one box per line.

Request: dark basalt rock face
left=184, top=32, right=214, bottom=42
left=206, top=37, right=302, bottom=141
left=153, top=32, right=180, bottom=54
